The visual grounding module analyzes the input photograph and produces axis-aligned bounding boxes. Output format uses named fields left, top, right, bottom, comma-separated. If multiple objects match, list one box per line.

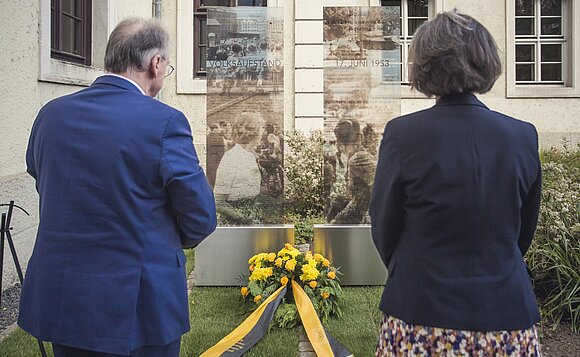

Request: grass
left=0, top=330, right=53, bottom=357
left=0, top=250, right=384, bottom=356
left=182, top=287, right=298, bottom=356
left=325, top=286, right=383, bottom=356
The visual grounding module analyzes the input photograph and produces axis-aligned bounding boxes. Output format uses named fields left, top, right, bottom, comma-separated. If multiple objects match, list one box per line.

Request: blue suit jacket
left=18, top=75, right=217, bottom=354
left=370, top=93, right=541, bottom=331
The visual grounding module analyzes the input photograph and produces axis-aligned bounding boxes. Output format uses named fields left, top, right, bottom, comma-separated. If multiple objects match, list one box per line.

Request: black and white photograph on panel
left=206, top=6, right=284, bottom=226
left=323, top=6, right=401, bottom=224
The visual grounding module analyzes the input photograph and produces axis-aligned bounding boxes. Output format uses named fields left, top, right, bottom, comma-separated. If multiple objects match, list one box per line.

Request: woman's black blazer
left=370, top=93, right=541, bottom=331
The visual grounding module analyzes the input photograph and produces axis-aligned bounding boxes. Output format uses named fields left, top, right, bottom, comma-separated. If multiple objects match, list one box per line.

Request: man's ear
left=149, top=54, right=162, bottom=78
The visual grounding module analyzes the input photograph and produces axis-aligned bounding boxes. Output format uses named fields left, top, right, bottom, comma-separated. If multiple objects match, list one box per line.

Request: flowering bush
left=240, top=243, right=343, bottom=328
left=284, top=130, right=324, bottom=218
left=283, top=130, right=325, bottom=244
left=526, top=145, right=579, bottom=333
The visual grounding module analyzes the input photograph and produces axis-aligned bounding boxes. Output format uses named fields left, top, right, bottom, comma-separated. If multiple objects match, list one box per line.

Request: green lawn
left=183, top=287, right=298, bottom=356
left=0, top=251, right=384, bottom=356
left=325, top=286, right=383, bottom=356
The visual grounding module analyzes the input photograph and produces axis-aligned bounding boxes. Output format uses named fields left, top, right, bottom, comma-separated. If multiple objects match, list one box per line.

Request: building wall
left=0, top=0, right=153, bottom=291
left=292, top=0, right=580, bottom=147
left=445, top=0, right=580, bottom=148
left=1, top=0, right=579, bottom=292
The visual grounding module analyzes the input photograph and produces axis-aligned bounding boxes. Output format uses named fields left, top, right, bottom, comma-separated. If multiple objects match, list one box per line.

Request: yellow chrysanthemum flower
left=304, top=251, right=313, bottom=261
left=254, top=295, right=262, bottom=303
left=267, top=252, right=276, bottom=261
left=285, top=259, right=297, bottom=271
left=327, top=271, right=336, bottom=279
left=313, top=253, right=324, bottom=262
left=241, top=286, right=249, bottom=296
left=321, top=292, right=330, bottom=299
left=257, top=253, right=269, bottom=262
left=288, top=248, right=300, bottom=258
left=309, top=281, right=317, bottom=289
left=248, top=255, right=257, bottom=265
left=322, top=259, right=330, bottom=267
left=308, top=259, right=318, bottom=268
left=280, top=276, right=289, bottom=285
left=275, top=257, right=283, bottom=267
left=300, top=264, right=319, bottom=281
left=249, top=267, right=273, bottom=282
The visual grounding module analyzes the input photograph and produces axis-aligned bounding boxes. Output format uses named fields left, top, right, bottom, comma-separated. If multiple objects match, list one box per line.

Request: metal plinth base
left=313, top=225, right=387, bottom=286
left=193, top=225, right=294, bottom=286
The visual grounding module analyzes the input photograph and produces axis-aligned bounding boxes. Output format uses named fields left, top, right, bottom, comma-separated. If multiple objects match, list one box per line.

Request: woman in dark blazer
left=370, top=10, right=542, bottom=356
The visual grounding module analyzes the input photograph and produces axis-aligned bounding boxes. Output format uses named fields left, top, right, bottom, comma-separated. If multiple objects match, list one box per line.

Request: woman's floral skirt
left=376, top=314, right=541, bottom=356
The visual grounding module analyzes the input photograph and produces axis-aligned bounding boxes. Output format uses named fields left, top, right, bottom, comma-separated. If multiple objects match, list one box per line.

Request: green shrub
left=284, top=130, right=324, bottom=217
left=284, top=130, right=325, bottom=243
left=527, top=144, right=579, bottom=333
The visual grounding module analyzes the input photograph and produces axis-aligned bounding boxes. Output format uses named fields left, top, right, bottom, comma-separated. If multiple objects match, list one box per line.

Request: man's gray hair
left=104, top=18, right=170, bottom=74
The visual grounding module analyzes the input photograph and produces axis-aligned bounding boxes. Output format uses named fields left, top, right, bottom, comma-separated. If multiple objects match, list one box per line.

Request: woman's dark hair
left=408, top=10, right=502, bottom=97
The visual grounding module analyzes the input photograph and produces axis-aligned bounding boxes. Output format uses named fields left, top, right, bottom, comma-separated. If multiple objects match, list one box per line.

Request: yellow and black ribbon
left=201, top=281, right=352, bottom=357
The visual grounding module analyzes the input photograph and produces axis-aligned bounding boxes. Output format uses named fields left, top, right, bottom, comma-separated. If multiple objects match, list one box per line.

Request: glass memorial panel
left=323, top=6, right=401, bottom=224
left=206, top=7, right=284, bottom=225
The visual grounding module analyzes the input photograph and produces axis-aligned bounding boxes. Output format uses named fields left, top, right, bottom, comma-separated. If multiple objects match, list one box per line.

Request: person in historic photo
left=18, top=18, right=217, bottom=357
left=370, top=10, right=542, bottom=355
left=213, top=112, right=265, bottom=224
left=326, top=118, right=376, bottom=224
left=206, top=123, right=228, bottom=187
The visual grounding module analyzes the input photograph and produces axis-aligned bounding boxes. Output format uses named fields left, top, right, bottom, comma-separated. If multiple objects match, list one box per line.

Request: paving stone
left=299, top=352, right=317, bottom=357
left=299, top=341, right=314, bottom=352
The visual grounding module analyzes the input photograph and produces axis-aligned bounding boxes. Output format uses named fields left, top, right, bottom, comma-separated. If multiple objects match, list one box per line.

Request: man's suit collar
left=435, top=93, right=488, bottom=109
left=93, top=75, right=146, bottom=96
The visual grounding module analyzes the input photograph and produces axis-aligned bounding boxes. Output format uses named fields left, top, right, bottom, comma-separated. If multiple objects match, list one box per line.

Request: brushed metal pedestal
left=313, top=225, right=387, bottom=286
left=194, top=225, right=294, bottom=286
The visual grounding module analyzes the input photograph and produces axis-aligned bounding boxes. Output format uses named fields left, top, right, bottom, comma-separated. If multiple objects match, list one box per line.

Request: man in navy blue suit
left=18, top=18, right=217, bottom=357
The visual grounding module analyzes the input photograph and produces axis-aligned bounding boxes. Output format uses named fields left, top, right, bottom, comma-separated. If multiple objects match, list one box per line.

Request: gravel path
left=0, top=284, right=20, bottom=334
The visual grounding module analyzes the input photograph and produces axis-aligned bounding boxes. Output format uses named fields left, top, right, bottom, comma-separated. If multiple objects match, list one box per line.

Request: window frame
left=40, top=0, right=115, bottom=86
left=507, top=0, right=580, bottom=97
left=193, top=0, right=267, bottom=78
left=514, top=0, right=565, bottom=85
left=178, top=0, right=272, bottom=93
left=387, top=0, right=442, bottom=98
left=382, top=0, right=430, bottom=84
left=51, top=0, right=93, bottom=66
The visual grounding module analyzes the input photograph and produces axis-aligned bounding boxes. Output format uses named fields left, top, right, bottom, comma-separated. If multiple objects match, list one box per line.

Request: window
left=193, top=0, right=267, bottom=77
left=381, top=0, right=430, bottom=83
left=507, top=0, right=580, bottom=97
left=51, top=0, right=92, bottom=66
left=515, top=0, right=564, bottom=84
left=40, top=0, right=113, bottom=86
